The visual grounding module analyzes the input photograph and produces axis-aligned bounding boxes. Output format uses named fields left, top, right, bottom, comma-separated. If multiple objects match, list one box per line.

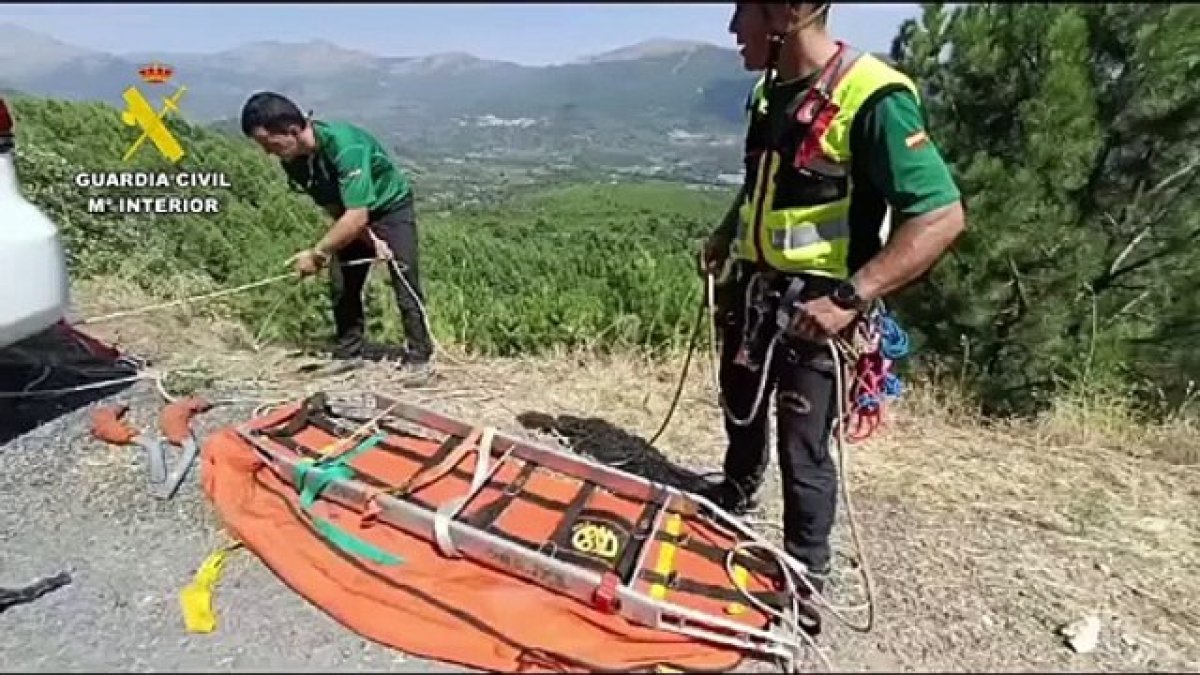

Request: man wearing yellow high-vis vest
left=699, top=2, right=966, bottom=603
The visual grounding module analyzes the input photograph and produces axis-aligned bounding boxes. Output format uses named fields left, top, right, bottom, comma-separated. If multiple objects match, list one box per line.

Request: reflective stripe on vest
left=733, top=51, right=921, bottom=279
left=746, top=75, right=768, bottom=117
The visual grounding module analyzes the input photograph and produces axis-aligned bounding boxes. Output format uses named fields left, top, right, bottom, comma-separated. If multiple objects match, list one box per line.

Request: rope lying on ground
left=0, top=253, right=446, bottom=401
left=623, top=270, right=882, bottom=672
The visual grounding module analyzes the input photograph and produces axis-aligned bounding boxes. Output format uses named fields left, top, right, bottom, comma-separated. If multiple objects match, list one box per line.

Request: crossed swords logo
left=121, top=82, right=188, bottom=163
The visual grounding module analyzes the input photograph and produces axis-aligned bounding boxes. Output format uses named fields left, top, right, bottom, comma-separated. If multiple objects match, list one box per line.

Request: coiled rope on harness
left=638, top=264, right=913, bottom=672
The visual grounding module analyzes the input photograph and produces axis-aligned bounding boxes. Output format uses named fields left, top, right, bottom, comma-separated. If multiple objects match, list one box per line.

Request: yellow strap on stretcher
left=179, top=541, right=243, bottom=633
left=725, top=564, right=750, bottom=616
left=649, top=513, right=683, bottom=600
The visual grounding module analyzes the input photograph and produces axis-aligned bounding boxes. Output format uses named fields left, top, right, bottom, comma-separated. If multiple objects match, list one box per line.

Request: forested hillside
left=7, top=94, right=730, bottom=357
left=9, top=95, right=330, bottom=335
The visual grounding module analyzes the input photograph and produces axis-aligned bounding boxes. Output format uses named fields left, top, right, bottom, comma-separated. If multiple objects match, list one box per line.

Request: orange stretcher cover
left=199, top=405, right=758, bottom=673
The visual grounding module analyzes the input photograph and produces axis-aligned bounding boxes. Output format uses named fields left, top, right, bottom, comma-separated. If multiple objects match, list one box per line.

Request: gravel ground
left=0, top=378, right=453, bottom=673
left=2, top=315, right=1197, bottom=673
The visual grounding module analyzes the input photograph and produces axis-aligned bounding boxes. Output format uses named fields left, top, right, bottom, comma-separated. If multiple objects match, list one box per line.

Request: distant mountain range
left=0, top=23, right=880, bottom=182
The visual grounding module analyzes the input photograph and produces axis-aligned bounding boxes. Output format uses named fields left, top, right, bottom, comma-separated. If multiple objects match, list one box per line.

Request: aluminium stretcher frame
left=233, top=391, right=809, bottom=664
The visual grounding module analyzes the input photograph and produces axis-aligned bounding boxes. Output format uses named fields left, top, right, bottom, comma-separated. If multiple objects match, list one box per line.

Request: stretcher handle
left=160, top=396, right=213, bottom=445
left=90, top=404, right=139, bottom=445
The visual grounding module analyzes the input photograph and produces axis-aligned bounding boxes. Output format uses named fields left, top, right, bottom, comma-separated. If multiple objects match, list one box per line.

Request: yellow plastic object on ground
left=179, top=540, right=243, bottom=633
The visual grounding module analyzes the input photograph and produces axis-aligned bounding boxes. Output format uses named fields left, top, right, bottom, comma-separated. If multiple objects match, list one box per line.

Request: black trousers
left=328, top=198, right=434, bottom=362
left=715, top=265, right=841, bottom=573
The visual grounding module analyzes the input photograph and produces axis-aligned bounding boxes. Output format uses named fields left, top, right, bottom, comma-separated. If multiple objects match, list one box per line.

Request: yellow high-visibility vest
left=734, top=45, right=920, bottom=279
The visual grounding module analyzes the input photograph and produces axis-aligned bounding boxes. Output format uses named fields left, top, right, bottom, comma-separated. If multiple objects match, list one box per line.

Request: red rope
left=844, top=347, right=889, bottom=443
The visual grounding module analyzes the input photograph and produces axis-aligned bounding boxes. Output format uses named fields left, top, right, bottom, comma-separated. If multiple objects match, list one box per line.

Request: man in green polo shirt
left=239, top=91, right=434, bottom=375
left=698, top=1, right=966, bottom=616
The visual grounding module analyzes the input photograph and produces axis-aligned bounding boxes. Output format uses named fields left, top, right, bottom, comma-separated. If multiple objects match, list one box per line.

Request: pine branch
left=1104, top=290, right=1150, bottom=329
left=1107, top=225, right=1153, bottom=276
left=1090, top=154, right=1200, bottom=292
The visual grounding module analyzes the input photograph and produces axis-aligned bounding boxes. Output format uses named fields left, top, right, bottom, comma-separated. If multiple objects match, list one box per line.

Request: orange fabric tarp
left=199, top=412, right=750, bottom=673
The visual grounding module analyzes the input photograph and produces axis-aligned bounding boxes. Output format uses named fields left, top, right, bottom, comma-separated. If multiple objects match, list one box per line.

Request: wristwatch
left=829, top=280, right=870, bottom=313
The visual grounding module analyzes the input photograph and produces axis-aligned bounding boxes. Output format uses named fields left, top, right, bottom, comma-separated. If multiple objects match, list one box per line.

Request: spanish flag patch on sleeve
left=905, top=130, right=929, bottom=149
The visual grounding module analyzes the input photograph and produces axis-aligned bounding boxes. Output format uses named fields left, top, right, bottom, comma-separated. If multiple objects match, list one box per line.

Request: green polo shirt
left=282, top=119, right=411, bottom=217
left=738, top=70, right=961, bottom=272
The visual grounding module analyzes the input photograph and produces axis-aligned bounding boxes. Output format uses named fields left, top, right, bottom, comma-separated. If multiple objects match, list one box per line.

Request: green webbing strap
left=293, top=433, right=404, bottom=566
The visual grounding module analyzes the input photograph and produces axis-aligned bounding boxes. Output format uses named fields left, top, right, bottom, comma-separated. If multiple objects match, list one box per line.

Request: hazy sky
left=0, top=3, right=919, bottom=65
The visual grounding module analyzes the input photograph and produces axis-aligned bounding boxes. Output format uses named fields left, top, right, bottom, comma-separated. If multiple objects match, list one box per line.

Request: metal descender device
left=734, top=275, right=808, bottom=372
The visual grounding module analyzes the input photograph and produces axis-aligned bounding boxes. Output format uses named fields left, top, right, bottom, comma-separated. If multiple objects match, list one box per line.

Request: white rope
left=76, top=273, right=297, bottom=326
left=723, top=541, right=832, bottom=673
left=718, top=338, right=879, bottom=673
left=822, top=341, right=877, bottom=631
left=382, top=257, right=460, bottom=366
left=589, top=267, right=879, bottom=661
left=720, top=332, right=781, bottom=427
left=717, top=271, right=782, bottom=428
left=0, top=372, right=154, bottom=399
left=705, top=272, right=721, bottom=394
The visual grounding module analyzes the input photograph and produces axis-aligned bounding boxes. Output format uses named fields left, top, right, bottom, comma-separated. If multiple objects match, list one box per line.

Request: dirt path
left=1, top=300, right=1197, bottom=672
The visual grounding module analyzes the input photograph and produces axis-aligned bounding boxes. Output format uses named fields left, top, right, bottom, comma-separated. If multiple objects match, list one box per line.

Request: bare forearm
left=850, top=202, right=965, bottom=302
left=314, top=208, right=369, bottom=256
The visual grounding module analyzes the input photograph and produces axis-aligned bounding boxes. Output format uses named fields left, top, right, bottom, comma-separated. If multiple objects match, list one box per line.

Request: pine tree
left=889, top=3, right=1200, bottom=416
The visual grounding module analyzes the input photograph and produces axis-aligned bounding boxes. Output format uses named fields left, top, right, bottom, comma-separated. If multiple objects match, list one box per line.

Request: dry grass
left=69, top=279, right=1200, bottom=672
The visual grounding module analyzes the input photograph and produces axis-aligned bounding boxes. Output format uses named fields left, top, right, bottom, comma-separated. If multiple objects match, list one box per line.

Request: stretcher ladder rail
left=359, top=392, right=695, bottom=514
left=234, top=397, right=808, bottom=665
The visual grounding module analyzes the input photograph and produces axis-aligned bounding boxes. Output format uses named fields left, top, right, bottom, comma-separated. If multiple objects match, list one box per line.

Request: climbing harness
left=235, top=390, right=828, bottom=668
left=706, top=262, right=910, bottom=441
left=635, top=261, right=914, bottom=669
left=723, top=273, right=812, bottom=427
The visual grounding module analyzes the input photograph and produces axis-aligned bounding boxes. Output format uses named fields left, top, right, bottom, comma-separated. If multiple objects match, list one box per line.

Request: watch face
left=834, top=282, right=861, bottom=308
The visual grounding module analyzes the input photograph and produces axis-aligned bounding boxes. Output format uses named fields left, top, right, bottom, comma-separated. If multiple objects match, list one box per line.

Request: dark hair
left=240, top=91, right=307, bottom=136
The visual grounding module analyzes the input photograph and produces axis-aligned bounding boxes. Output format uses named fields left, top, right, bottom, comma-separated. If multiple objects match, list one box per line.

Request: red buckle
left=593, top=572, right=621, bottom=613
left=794, top=102, right=840, bottom=170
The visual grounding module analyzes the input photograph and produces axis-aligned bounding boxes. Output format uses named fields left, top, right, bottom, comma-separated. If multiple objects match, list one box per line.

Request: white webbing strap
left=433, top=426, right=498, bottom=558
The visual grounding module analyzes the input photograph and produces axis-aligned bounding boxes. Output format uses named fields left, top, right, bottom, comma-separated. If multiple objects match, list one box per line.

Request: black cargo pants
left=715, top=264, right=841, bottom=573
left=327, top=196, right=434, bottom=363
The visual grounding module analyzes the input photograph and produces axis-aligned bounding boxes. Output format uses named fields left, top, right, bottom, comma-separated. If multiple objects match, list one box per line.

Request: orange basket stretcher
left=231, top=390, right=819, bottom=667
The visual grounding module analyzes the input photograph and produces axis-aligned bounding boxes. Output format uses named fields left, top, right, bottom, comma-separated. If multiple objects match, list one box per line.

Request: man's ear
left=787, top=2, right=829, bottom=32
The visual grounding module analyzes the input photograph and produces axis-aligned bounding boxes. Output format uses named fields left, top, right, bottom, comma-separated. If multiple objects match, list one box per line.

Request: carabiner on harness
left=723, top=277, right=808, bottom=427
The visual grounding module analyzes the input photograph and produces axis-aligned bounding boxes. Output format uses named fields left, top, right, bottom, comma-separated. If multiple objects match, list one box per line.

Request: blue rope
left=878, top=312, right=910, bottom=361
left=856, top=392, right=881, bottom=412
left=883, top=372, right=903, bottom=398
